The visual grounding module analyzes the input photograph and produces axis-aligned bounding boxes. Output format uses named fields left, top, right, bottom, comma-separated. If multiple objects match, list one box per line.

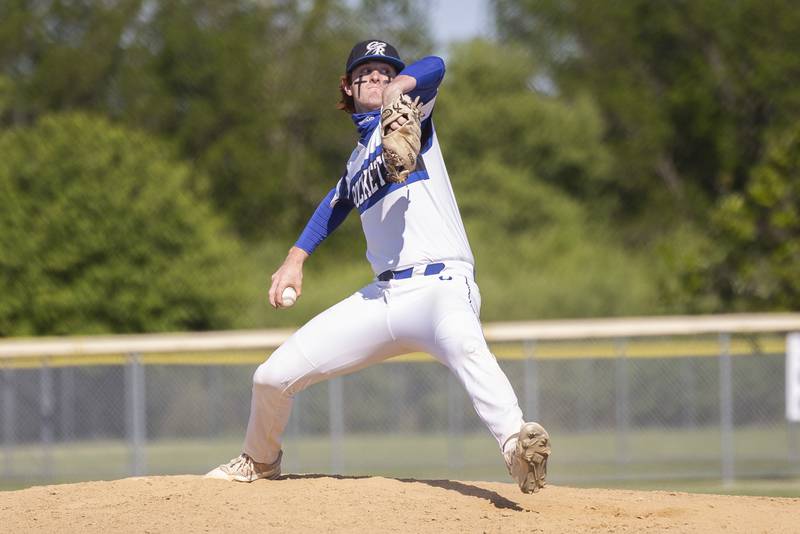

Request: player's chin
left=359, top=100, right=381, bottom=112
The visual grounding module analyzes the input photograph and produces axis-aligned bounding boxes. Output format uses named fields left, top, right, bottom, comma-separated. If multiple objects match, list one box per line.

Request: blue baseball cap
left=346, top=40, right=405, bottom=74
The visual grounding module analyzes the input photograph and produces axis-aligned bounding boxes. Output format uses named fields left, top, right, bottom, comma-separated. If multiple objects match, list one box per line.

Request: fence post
left=284, top=389, right=302, bottom=474
left=579, top=358, right=593, bottom=430
left=125, top=352, right=147, bottom=476
left=681, top=356, right=698, bottom=428
left=615, top=338, right=630, bottom=468
left=447, top=374, right=464, bottom=473
left=719, top=333, right=735, bottom=486
left=60, top=366, right=76, bottom=441
left=523, top=340, right=540, bottom=419
left=206, top=367, right=223, bottom=437
left=329, top=376, right=344, bottom=474
left=2, top=367, right=15, bottom=479
left=40, top=359, right=54, bottom=480
left=787, top=333, right=800, bottom=465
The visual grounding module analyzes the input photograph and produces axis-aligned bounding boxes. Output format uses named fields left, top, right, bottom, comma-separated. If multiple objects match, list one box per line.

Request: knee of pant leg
left=252, top=360, right=285, bottom=391
left=252, top=342, right=311, bottom=396
left=460, top=337, right=495, bottom=363
left=252, top=346, right=297, bottom=393
left=461, top=337, right=482, bottom=357
left=435, top=312, right=491, bottom=359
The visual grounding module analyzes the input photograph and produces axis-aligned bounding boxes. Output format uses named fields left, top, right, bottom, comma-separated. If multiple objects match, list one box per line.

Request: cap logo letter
left=366, top=41, right=387, bottom=56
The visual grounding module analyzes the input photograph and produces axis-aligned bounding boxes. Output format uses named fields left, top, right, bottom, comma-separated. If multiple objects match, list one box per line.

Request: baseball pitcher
left=207, top=40, right=551, bottom=494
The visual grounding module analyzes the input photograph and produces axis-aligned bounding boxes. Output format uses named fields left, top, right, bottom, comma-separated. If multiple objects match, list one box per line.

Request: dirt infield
left=1, top=475, right=797, bottom=533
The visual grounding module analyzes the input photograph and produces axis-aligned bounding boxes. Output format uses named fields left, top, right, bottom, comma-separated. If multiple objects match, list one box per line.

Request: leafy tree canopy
left=494, top=0, right=800, bottom=312
left=495, top=0, right=800, bottom=222
left=435, top=41, right=658, bottom=319
left=0, top=0, right=432, bottom=240
left=0, top=113, right=250, bottom=335
left=672, top=124, right=800, bottom=312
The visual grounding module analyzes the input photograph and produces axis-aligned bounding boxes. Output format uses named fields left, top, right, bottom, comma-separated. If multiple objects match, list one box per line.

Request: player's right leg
left=432, top=308, right=551, bottom=493
left=392, top=270, right=551, bottom=493
left=207, top=282, right=409, bottom=482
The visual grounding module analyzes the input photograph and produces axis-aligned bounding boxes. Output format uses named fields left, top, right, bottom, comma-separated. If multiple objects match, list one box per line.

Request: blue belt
left=378, top=262, right=445, bottom=281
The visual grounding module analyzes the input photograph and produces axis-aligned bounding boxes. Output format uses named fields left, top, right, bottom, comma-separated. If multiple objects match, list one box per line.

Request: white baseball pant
left=242, top=261, right=524, bottom=464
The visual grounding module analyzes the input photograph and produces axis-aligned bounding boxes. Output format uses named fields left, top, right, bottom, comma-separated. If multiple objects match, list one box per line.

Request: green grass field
left=2, top=425, right=799, bottom=496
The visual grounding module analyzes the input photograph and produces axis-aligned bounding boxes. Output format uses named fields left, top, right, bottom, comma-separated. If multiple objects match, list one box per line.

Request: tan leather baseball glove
left=381, top=94, right=422, bottom=183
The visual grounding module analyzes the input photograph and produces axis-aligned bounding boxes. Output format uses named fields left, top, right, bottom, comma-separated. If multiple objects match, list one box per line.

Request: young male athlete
left=207, top=40, right=551, bottom=494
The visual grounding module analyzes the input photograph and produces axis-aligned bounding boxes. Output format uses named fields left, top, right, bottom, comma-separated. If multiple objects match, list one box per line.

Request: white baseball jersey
left=331, top=100, right=475, bottom=275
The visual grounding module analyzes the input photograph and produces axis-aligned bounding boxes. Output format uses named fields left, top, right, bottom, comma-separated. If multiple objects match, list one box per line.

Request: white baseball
left=281, top=286, right=297, bottom=308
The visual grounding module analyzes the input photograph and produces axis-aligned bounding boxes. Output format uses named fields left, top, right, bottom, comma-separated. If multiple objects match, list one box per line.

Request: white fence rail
left=2, top=313, right=800, bottom=358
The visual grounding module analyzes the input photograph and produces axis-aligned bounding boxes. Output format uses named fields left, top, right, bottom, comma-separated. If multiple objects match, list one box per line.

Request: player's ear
left=341, top=77, right=353, bottom=97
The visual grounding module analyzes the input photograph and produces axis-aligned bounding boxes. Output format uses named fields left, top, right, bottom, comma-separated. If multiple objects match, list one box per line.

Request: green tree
left=0, top=113, right=250, bottom=336
left=495, top=0, right=800, bottom=312
left=674, top=125, right=800, bottom=311
left=435, top=41, right=658, bottom=319
left=495, top=0, right=800, bottom=222
left=0, top=0, right=433, bottom=240
left=438, top=41, right=614, bottom=205
left=0, top=0, right=144, bottom=121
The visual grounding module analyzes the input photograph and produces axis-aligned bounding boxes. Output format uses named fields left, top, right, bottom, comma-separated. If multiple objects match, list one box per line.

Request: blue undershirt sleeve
left=401, top=56, right=446, bottom=103
left=294, top=187, right=354, bottom=255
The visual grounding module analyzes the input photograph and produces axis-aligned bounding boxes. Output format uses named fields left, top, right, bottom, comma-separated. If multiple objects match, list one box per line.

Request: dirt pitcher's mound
left=1, top=475, right=797, bottom=533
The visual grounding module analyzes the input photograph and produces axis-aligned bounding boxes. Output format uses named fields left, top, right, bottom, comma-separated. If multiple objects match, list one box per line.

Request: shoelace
left=225, top=455, right=254, bottom=476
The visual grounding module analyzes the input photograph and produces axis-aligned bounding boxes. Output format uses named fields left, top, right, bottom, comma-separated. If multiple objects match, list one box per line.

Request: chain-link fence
left=2, top=319, right=800, bottom=489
